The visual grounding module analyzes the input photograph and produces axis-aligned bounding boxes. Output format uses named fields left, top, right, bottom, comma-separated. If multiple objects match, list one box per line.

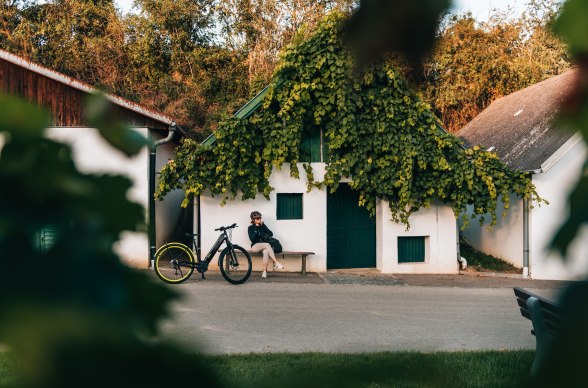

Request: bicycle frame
left=205, top=232, right=227, bottom=263
left=180, top=226, right=236, bottom=268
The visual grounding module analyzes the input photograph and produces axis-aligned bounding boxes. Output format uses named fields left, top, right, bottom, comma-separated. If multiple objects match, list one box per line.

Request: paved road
left=156, top=274, right=568, bottom=354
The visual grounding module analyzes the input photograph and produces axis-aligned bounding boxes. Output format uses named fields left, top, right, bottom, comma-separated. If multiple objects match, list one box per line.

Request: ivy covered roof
left=202, top=83, right=275, bottom=146
left=157, top=12, right=541, bottom=228
left=202, top=77, right=451, bottom=147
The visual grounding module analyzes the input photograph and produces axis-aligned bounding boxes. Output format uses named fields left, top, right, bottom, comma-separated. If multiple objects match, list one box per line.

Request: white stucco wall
left=460, top=194, right=525, bottom=268
left=200, top=163, right=328, bottom=273
left=378, top=200, right=459, bottom=274
left=459, top=137, right=588, bottom=280
left=530, top=139, right=588, bottom=280
left=200, top=163, right=459, bottom=274
left=153, top=133, right=187, bottom=248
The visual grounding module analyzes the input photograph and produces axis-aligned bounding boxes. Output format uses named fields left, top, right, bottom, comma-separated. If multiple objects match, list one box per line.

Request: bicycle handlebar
left=215, top=223, right=237, bottom=231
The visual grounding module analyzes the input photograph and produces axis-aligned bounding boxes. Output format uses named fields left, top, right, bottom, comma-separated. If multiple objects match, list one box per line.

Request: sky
left=114, top=0, right=526, bottom=21
left=451, top=0, right=524, bottom=21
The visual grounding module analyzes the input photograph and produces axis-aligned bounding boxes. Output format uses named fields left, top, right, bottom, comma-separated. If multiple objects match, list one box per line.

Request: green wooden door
left=327, top=184, right=376, bottom=269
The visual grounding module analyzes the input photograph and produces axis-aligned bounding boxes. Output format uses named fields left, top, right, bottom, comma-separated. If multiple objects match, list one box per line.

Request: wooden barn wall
left=0, top=58, right=168, bottom=130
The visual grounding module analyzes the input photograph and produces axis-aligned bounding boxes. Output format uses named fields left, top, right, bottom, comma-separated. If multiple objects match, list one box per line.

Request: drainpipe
left=195, top=195, right=201, bottom=259
left=456, top=222, right=467, bottom=270
left=148, top=122, right=177, bottom=267
left=456, top=222, right=460, bottom=261
left=523, top=197, right=530, bottom=278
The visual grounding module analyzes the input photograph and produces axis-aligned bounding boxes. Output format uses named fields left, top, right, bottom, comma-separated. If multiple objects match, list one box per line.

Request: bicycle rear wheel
left=154, top=243, right=195, bottom=284
left=219, top=245, right=252, bottom=285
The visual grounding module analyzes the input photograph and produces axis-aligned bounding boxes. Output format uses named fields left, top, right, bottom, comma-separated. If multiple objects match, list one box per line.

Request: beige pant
left=250, top=243, right=276, bottom=265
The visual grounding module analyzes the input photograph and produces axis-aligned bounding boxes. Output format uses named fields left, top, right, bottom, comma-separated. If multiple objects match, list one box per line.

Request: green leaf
left=84, top=93, right=149, bottom=157
left=0, top=94, right=51, bottom=138
left=554, top=0, right=588, bottom=56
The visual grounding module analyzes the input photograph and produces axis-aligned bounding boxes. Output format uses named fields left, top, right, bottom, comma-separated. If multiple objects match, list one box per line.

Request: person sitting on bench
left=248, top=211, right=284, bottom=279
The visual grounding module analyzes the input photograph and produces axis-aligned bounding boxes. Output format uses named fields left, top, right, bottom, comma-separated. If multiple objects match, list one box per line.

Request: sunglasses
left=253, top=217, right=261, bottom=220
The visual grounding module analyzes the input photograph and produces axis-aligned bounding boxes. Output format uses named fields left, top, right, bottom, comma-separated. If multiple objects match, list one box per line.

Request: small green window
left=277, top=193, right=303, bottom=220
left=398, top=236, right=426, bottom=263
left=300, top=129, right=322, bottom=162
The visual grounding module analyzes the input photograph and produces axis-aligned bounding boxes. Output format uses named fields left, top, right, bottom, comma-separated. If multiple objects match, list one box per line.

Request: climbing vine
left=157, top=12, right=542, bottom=227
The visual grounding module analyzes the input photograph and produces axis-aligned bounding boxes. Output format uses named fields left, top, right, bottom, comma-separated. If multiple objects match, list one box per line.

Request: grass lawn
left=460, top=240, right=521, bottom=273
left=210, top=351, right=534, bottom=387
left=1, top=350, right=534, bottom=387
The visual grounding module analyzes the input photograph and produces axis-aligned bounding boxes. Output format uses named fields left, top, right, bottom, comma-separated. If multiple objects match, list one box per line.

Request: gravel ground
left=322, top=271, right=403, bottom=286
left=147, top=267, right=573, bottom=290
left=320, top=268, right=572, bottom=290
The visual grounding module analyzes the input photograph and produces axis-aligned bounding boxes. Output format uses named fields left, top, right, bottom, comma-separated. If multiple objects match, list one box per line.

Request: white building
left=0, top=49, right=188, bottom=268
left=198, top=88, right=460, bottom=274
left=458, top=69, right=588, bottom=280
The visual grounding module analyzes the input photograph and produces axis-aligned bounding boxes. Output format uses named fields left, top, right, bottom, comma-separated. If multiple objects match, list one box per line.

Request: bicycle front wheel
left=154, top=243, right=195, bottom=284
left=219, top=245, right=252, bottom=285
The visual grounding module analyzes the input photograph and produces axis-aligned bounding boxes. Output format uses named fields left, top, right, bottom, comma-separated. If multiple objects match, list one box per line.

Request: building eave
left=0, top=49, right=175, bottom=127
left=536, top=132, right=582, bottom=174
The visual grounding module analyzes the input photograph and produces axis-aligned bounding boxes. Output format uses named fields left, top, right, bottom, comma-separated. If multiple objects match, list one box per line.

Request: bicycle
left=153, top=223, right=252, bottom=285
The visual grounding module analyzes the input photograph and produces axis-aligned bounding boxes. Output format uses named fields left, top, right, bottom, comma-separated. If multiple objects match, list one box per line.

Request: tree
left=421, top=0, right=571, bottom=132
left=0, top=0, right=27, bottom=48
left=118, top=0, right=252, bottom=137
left=0, top=0, right=250, bottom=137
left=215, top=0, right=355, bottom=91
left=6, top=0, right=128, bottom=92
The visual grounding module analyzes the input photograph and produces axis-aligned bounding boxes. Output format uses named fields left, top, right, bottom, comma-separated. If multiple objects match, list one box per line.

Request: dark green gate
left=327, top=184, right=376, bottom=269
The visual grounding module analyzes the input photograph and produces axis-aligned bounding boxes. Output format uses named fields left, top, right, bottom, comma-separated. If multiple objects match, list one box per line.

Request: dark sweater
left=248, top=223, right=273, bottom=246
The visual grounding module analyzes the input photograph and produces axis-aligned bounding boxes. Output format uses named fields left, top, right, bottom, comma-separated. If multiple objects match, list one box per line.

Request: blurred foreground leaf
left=553, top=0, right=588, bottom=57
left=344, top=0, right=451, bottom=69
left=550, top=0, right=588, bottom=256
left=1, top=306, right=218, bottom=388
left=0, top=94, right=50, bottom=138
left=0, top=93, right=216, bottom=387
left=84, top=93, right=150, bottom=157
left=535, top=1, right=588, bottom=386
left=550, top=167, right=588, bottom=257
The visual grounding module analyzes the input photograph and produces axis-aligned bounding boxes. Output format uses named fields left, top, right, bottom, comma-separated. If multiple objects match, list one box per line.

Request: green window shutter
left=398, top=236, right=425, bottom=263
left=277, top=193, right=303, bottom=220
left=322, top=132, right=329, bottom=163
left=35, top=226, right=58, bottom=252
left=300, top=129, right=322, bottom=162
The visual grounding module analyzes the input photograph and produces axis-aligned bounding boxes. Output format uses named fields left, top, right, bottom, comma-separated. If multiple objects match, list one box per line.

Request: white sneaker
left=274, top=262, right=284, bottom=270
left=261, top=271, right=267, bottom=278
